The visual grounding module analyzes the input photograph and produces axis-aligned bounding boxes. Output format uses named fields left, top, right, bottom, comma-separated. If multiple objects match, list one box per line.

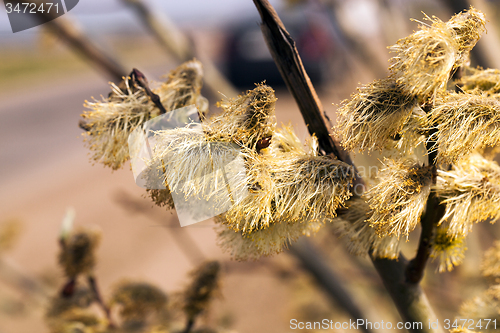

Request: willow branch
left=290, top=239, right=374, bottom=333
left=114, top=190, right=207, bottom=266
left=252, top=1, right=443, bottom=332
left=10, top=0, right=127, bottom=82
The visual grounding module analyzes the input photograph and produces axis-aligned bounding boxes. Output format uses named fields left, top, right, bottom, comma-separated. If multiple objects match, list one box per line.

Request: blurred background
left=2, top=0, right=500, bottom=332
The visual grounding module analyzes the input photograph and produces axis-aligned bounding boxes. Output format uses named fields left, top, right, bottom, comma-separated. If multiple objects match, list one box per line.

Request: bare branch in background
left=114, top=190, right=207, bottom=266
left=10, top=0, right=127, bottom=82
left=121, top=0, right=239, bottom=98
left=290, top=239, right=374, bottom=333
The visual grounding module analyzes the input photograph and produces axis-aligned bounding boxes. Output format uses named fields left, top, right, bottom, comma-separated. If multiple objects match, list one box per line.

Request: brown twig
left=88, top=275, right=116, bottom=328
left=113, top=190, right=207, bottom=266
left=290, top=239, right=374, bottom=333
left=405, top=112, right=445, bottom=284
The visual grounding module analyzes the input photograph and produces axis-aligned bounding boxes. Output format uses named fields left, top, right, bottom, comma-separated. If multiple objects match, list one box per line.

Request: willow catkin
left=366, top=159, right=434, bottom=239
left=429, top=224, right=467, bottom=272
left=110, top=281, right=167, bottom=322
left=82, top=79, right=158, bottom=170
left=58, top=228, right=101, bottom=279
left=181, top=261, right=220, bottom=321
left=221, top=125, right=353, bottom=233
left=482, top=241, right=500, bottom=281
left=446, top=7, right=486, bottom=64
left=155, top=59, right=208, bottom=117
left=332, top=197, right=401, bottom=259
left=461, top=67, right=500, bottom=95
left=435, top=153, right=500, bottom=239
left=215, top=215, right=323, bottom=261
left=428, top=92, right=500, bottom=165
left=389, top=17, right=458, bottom=99
left=211, top=84, right=277, bottom=150
left=81, top=59, right=206, bottom=170
left=337, top=78, right=419, bottom=152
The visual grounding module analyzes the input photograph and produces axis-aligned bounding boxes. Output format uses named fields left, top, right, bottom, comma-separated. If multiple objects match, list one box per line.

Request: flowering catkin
left=446, top=7, right=486, bottom=64
left=366, top=159, right=434, bottom=239
left=389, top=18, right=458, bottom=99
left=332, top=197, right=401, bottom=259
left=389, top=7, right=485, bottom=99
left=221, top=126, right=353, bottom=233
left=216, top=215, right=323, bottom=261
left=428, top=92, right=500, bottom=165
left=58, top=228, right=101, bottom=278
left=435, top=153, right=500, bottom=239
left=429, top=224, right=467, bottom=272
left=81, top=60, right=206, bottom=170
left=211, top=83, right=277, bottom=150
left=337, top=78, right=419, bottom=152
left=461, top=67, right=500, bottom=95
left=181, top=261, right=220, bottom=321
left=110, top=281, right=167, bottom=321
left=481, top=240, right=500, bottom=280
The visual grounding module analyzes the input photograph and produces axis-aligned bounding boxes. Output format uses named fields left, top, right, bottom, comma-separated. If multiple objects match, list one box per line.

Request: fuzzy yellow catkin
left=146, top=84, right=275, bottom=211
left=210, top=83, right=277, bottom=150
left=454, top=241, right=500, bottom=333
left=481, top=240, right=500, bottom=280
left=111, top=281, right=167, bottom=321
left=429, top=225, right=466, bottom=272
left=332, top=197, right=401, bottom=259
left=215, top=215, right=323, bottom=261
left=47, top=308, right=103, bottom=333
left=155, top=59, right=208, bottom=117
left=81, top=59, right=206, bottom=170
left=428, top=92, right=500, bottom=165
left=446, top=7, right=486, bottom=64
left=366, top=160, right=433, bottom=239
left=389, top=16, right=458, bottom=99
left=336, top=78, right=419, bottom=152
left=221, top=126, right=353, bottom=233
left=458, top=292, right=500, bottom=333
left=182, top=261, right=220, bottom=321
left=389, top=7, right=485, bottom=99
left=461, top=67, right=500, bottom=95
left=435, top=153, right=500, bottom=239
left=58, top=228, right=101, bottom=278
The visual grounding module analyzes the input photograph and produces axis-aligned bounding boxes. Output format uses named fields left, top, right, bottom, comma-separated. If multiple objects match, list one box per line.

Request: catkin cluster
left=81, top=60, right=207, bottom=170
left=48, top=222, right=227, bottom=333
left=336, top=7, right=500, bottom=270
left=144, top=83, right=353, bottom=260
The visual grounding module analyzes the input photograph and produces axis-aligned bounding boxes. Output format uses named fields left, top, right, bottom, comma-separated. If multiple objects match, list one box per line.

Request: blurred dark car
left=223, top=10, right=335, bottom=89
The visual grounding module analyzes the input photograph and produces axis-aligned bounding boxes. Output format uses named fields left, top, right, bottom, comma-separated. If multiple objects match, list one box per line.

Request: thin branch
left=406, top=113, right=445, bottom=284
left=10, top=0, right=127, bottom=82
left=113, top=190, right=207, bottom=266
left=290, top=239, right=374, bottom=333
left=372, top=256, right=444, bottom=333
left=88, top=275, right=116, bottom=328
